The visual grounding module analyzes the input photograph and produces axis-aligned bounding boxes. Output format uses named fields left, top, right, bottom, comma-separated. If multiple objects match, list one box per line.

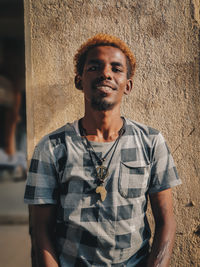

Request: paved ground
left=0, top=180, right=28, bottom=219
left=0, top=180, right=32, bottom=266
left=0, top=224, right=31, bottom=267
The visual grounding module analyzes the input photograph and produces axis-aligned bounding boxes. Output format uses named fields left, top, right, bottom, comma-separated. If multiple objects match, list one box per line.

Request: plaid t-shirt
left=24, top=118, right=181, bottom=266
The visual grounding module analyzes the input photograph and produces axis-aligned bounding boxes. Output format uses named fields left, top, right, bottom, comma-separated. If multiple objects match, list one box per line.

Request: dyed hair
left=74, top=33, right=136, bottom=79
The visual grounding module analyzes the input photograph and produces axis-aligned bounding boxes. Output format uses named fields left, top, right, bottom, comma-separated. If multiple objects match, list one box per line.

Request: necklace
left=79, top=118, right=125, bottom=201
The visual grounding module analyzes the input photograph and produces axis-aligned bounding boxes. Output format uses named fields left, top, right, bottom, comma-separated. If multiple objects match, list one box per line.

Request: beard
left=91, top=96, right=115, bottom=111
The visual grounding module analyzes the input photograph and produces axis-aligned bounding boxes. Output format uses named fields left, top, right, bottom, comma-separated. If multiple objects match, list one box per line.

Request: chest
left=56, top=135, right=151, bottom=207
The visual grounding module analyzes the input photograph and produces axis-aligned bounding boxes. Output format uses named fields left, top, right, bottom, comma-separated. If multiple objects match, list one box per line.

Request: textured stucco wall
left=24, top=0, right=200, bottom=265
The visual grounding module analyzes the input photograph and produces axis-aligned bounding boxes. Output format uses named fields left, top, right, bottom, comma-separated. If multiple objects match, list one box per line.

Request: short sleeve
left=148, top=133, right=182, bottom=194
left=24, top=137, right=59, bottom=204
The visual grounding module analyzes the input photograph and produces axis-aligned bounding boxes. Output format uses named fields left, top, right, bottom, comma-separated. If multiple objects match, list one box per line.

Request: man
left=24, top=34, right=182, bottom=267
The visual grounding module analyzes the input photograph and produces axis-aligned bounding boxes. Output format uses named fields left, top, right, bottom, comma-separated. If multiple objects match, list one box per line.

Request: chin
left=91, top=98, right=115, bottom=111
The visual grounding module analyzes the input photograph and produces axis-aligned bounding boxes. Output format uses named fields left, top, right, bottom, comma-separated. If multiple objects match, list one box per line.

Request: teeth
left=97, top=86, right=111, bottom=90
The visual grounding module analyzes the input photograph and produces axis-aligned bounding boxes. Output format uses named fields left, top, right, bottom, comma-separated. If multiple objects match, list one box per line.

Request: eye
left=88, top=65, right=98, bottom=71
left=112, top=66, right=123, bottom=72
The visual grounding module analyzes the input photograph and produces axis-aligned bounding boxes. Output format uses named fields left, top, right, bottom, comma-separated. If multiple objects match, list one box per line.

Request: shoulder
left=35, top=124, right=66, bottom=151
left=125, top=118, right=159, bottom=134
left=34, top=121, right=78, bottom=160
left=124, top=118, right=167, bottom=163
left=124, top=118, right=161, bottom=142
left=36, top=121, right=77, bottom=149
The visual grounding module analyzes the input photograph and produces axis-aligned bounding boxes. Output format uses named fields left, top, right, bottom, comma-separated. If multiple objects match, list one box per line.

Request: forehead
left=85, top=45, right=127, bottom=66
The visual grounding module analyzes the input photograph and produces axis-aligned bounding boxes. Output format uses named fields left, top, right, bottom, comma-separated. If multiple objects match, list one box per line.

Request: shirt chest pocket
left=118, top=161, right=150, bottom=198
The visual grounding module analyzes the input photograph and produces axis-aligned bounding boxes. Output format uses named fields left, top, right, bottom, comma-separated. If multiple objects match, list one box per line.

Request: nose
left=99, top=65, right=112, bottom=80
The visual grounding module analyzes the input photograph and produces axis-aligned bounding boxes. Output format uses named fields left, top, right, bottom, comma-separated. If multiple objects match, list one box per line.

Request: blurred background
left=0, top=0, right=31, bottom=266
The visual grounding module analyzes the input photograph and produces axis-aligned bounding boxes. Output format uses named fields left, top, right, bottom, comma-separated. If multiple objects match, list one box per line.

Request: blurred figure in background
left=0, top=39, right=26, bottom=181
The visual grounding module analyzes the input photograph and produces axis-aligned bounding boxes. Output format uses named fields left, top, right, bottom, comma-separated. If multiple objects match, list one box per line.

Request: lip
left=94, top=82, right=116, bottom=92
left=95, top=85, right=113, bottom=94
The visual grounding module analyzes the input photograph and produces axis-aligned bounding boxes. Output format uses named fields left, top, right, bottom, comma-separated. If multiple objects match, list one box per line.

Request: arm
left=147, top=188, right=176, bottom=267
left=30, top=204, right=59, bottom=267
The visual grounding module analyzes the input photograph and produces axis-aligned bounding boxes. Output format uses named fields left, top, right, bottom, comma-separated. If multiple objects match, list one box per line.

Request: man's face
left=79, top=46, right=132, bottom=111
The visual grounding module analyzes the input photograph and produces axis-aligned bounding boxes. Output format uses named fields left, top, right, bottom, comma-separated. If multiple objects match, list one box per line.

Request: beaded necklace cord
left=79, top=118, right=125, bottom=201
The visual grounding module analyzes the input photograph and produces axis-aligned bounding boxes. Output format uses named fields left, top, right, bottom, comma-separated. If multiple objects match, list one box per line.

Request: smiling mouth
left=94, top=83, right=117, bottom=93
left=96, top=85, right=112, bottom=92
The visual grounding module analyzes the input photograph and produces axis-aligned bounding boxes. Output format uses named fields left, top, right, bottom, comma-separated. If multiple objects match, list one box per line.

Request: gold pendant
left=96, top=185, right=107, bottom=201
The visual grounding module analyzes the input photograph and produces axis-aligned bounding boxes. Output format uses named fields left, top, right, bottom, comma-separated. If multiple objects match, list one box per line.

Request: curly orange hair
left=74, top=33, right=136, bottom=79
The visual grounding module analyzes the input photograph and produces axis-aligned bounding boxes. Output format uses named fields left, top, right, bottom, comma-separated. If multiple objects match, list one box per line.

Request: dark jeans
left=135, top=256, right=148, bottom=267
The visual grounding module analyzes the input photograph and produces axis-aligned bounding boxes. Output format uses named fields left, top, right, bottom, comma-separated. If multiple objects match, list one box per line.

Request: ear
left=74, top=75, right=83, bottom=90
left=124, top=79, right=133, bottom=95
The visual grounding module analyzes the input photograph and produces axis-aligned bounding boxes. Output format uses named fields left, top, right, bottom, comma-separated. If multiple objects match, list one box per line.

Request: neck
left=82, top=107, right=123, bottom=142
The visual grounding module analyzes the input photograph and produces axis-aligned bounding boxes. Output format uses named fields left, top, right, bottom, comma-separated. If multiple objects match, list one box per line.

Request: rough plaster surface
left=24, top=0, right=200, bottom=265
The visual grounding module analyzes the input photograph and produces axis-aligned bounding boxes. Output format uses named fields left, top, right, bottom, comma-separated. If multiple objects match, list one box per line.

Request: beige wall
left=24, top=0, right=200, bottom=265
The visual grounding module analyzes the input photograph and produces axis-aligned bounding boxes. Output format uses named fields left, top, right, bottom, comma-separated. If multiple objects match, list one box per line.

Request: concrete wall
left=24, top=0, right=200, bottom=265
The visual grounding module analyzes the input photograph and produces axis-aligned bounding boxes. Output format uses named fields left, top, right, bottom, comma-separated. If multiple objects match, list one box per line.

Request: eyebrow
left=87, top=59, right=124, bottom=68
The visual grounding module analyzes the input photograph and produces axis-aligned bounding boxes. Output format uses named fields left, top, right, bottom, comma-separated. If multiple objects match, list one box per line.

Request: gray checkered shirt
left=24, top=118, right=181, bottom=266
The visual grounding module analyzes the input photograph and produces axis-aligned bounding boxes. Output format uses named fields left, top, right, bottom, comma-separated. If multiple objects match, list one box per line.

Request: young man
left=24, top=34, right=181, bottom=267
